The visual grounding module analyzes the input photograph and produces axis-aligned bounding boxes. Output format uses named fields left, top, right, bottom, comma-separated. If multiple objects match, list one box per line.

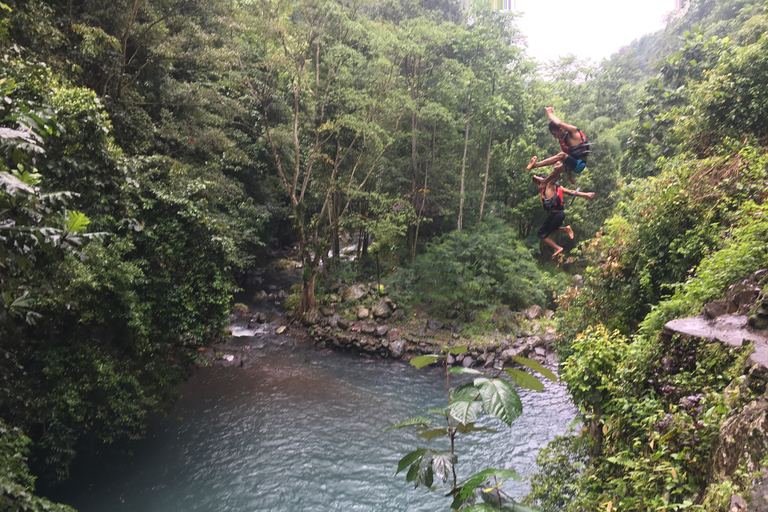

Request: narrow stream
left=51, top=276, right=577, bottom=511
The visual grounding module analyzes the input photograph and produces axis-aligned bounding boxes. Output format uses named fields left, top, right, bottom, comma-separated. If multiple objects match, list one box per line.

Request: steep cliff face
left=663, top=271, right=768, bottom=510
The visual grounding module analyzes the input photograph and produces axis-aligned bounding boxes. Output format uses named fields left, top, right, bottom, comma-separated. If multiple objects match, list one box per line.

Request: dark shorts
left=537, top=210, right=565, bottom=239
left=564, top=155, right=587, bottom=174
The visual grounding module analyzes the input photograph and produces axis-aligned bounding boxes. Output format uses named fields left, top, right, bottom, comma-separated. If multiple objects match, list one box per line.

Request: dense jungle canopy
left=2, top=0, right=768, bottom=510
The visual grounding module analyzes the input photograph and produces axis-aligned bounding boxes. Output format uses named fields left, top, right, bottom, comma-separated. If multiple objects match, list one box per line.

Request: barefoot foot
left=565, top=225, right=574, bottom=239
left=551, top=246, right=564, bottom=258
left=526, top=156, right=538, bottom=171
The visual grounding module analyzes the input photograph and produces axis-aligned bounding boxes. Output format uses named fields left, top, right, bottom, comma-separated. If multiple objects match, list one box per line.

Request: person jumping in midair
left=533, top=169, right=595, bottom=258
left=527, top=106, right=591, bottom=184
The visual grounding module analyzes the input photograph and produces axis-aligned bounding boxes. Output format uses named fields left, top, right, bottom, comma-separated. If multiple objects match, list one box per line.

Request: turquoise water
left=52, top=295, right=577, bottom=511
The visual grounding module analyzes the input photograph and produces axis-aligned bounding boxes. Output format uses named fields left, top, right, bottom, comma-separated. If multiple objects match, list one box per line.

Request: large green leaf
left=504, top=369, right=544, bottom=392
left=511, top=356, right=557, bottom=382
left=417, top=428, right=449, bottom=440
left=383, top=416, right=432, bottom=432
left=397, top=448, right=427, bottom=474
left=456, top=422, right=499, bottom=434
left=446, top=346, right=468, bottom=355
left=410, top=355, right=443, bottom=369
left=449, top=399, right=483, bottom=424
left=476, top=378, right=522, bottom=425
left=450, top=382, right=481, bottom=402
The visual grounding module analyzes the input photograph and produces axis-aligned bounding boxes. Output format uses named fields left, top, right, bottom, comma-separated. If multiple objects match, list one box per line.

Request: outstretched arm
left=545, top=106, right=578, bottom=133
left=561, top=187, right=595, bottom=199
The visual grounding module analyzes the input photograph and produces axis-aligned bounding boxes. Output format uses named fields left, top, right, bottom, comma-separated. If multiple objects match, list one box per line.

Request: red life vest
left=559, top=128, right=589, bottom=159
left=541, top=183, right=564, bottom=212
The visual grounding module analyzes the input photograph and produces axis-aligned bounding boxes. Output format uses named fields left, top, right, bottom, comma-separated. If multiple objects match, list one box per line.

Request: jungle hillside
left=2, top=0, right=768, bottom=510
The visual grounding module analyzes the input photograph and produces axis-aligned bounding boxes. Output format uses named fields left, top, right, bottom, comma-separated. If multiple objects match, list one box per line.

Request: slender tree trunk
left=458, top=95, right=472, bottom=231
left=478, top=123, right=493, bottom=223
left=412, top=126, right=433, bottom=263
left=589, top=404, right=603, bottom=463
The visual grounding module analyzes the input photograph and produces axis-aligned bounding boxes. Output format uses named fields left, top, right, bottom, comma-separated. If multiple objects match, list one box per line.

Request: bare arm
left=545, top=106, right=578, bottom=133
left=561, top=187, right=595, bottom=199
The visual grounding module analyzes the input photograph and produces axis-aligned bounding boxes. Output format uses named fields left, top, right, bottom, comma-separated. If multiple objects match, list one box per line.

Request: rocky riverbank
left=226, top=280, right=560, bottom=369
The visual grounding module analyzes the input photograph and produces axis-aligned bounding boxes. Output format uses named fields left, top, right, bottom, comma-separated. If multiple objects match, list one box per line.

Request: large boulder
left=427, top=319, right=444, bottom=330
left=390, top=340, right=407, bottom=359
left=371, top=300, right=393, bottom=319
left=525, top=304, right=545, bottom=320
left=343, top=284, right=368, bottom=302
left=710, top=397, right=768, bottom=483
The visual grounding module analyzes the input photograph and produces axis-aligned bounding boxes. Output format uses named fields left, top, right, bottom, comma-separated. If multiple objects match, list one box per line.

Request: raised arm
left=545, top=106, right=578, bottom=133
left=561, top=187, right=595, bottom=199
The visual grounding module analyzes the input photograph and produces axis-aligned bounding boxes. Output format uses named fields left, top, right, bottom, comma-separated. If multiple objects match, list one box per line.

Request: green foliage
left=0, top=419, right=75, bottom=512
left=388, top=217, right=556, bottom=314
left=524, top=434, right=590, bottom=512
left=386, top=348, right=551, bottom=510
left=691, top=31, right=768, bottom=141
left=561, top=326, right=630, bottom=413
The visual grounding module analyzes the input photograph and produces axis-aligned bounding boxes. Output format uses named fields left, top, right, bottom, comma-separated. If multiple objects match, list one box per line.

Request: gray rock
left=534, top=347, right=546, bottom=357
left=375, top=325, right=389, bottom=337
left=749, top=314, right=768, bottom=330
left=446, top=353, right=456, bottom=366
left=329, top=314, right=341, bottom=329
left=427, top=319, right=444, bottom=330
left=449, top=321, right=462, bottom=333
left=252, top=290, right=268, bottom=303
left=356, top=306, right=370, bottom=320
left=462, top=356, right=475, bottom=368
left=501, top=347, right=527, bottom=360
left=361, top=323, right=376, bottom=334
left=343, top=284, right=368, bottom=302
left=371, top=300, right=393, bottom=319
left=321, top=306, right=335, bottom=317
left=446, top=309, right=459, bottom=319
left=525, top=305, right=545, bottom=320
left=703, top=301, right=728, bottom=319
left=390, top=340, right=407, bottom=359
left=711, top=397, right=768, bottom=483
left=337, top=317, right=351, bottom=330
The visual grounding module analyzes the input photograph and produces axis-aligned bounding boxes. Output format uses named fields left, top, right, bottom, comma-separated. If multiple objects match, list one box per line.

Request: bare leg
left=550, top=226, right=573, bottom=239
left=541, top=166, right=563, bottom=186
left=541, top=237, right=563, bottom=258
left=567, top=169, right=576, bottom=184
left=530, top=152, right=567, bottom=169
